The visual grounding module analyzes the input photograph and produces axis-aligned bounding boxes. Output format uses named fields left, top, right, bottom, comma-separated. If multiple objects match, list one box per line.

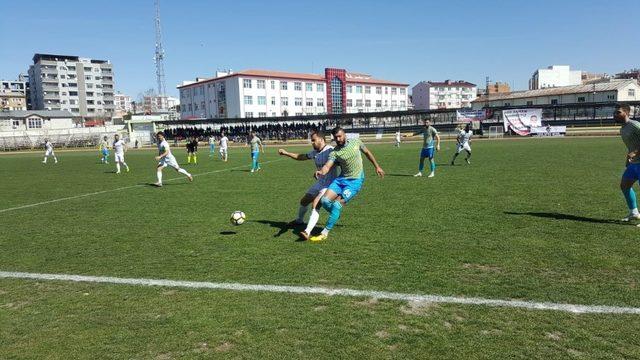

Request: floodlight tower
left=154, top=0, right=166, bottom=97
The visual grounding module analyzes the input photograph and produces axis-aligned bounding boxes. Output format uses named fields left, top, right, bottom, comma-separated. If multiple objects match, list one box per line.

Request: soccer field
left=1, top=137, right=640, bottom=359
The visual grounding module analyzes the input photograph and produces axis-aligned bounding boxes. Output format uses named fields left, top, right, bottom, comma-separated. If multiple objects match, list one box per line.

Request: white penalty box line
left=1, top=270, right=639, bottom=315
left=0, top=159, right=285, bottom=214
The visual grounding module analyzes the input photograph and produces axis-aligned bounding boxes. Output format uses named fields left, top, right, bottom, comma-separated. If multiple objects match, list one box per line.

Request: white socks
left=297, top=205, right=308, bottom=222
left=178, top=168, right=191, bottom=177
left=156, top=170, right=163, bottom=183
left=321, top=228, right=330, bottom=236
left=116, top=163, right=121, bottom=172
left=305, top=208, right=320, bottom=234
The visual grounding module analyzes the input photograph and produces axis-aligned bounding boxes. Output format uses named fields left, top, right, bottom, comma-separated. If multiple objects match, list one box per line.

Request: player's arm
left=435, top=132, right=441, bottom=151
left=156, top=147, right=169, bottom=160
left=315, top=159, right=335, bottom=178
left=403, top=129, right=423, bottom=138
left=360, top=144, right=385, bottom=178
left=278, top=149, right=308, bottom=160
left=259, top=139, right=264, bottom=153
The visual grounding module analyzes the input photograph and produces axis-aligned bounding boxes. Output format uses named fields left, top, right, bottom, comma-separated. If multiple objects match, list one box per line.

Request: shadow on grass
left=220, top=231, right=237, bottom=235
left=387, top=173, right=415, bottom=177
left=252, top=219, right=300, bottom=238
left=141, top=182, right=189, bottom=187
left=231, top=169, right=251, bottom=173
left=504, top=211, right=626, bottom=225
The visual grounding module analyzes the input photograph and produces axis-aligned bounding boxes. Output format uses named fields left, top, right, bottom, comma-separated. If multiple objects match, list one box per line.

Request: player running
left=405, top=119, right=440, bottom=178
left=395, top=130, right=401, bottom=147
left=186, top=137, right=198, bottom=164
left=616, top=104, right=640, bottom=223
left=278, top=131, right=337, bottom=238
left=309, top=127, right=385, bottom=242
left=219, top=132, right=229, bottom=162
left=113, top=134, right=129, bottom=174
left=99, top=136, right=110, bottom=164
left=208, top=135, right=216, bottom=157
left=42, top=139, right=58, bottom=164
left=154, top=132, right=193, bottom=187
left=249, top=131, right=264, bottom=172
left=451, top=123, right=472, bottom=165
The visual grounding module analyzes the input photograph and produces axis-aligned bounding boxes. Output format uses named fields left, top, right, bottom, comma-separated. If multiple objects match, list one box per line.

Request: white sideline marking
left=0, top=159, right=284, bottom=213
left=1, top=271, right=639, bottom=315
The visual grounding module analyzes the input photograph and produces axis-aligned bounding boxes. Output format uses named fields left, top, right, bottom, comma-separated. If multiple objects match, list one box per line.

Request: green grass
left=1, top=137, right=640, bottom=359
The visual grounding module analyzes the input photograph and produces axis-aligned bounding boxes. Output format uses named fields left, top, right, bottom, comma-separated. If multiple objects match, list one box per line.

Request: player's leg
left=415, top=149, right=427, bottom=176
left=42, top=152, right=48, bottom=163
left=251, top=151, right=258, bottom=172
left=122, top=156, right=129, bottom=172
left=171, top=161, right=193, bottom=182
left=193, top=151, right=197, bottom=164
left=620, top=167, right=640, bottom=221
left=115, top=159, right=121, bottom=173
left=428, top=148, right=436, bottom=177
left=53, top=152, right=57, bottom=163
left=292, top=193, right=315, bottom=225
left=311, top=178, right=362, bottom=242
left=155, top=164, right=165, bottom=186
left=451, top=146, right=461, bottom=165
left=302, top=190, right=326, bottom=239
left=187, top=151, right=192, bottom=164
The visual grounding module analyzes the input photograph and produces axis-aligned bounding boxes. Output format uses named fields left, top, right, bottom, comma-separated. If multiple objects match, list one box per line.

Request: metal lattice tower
left=154, top=0, right=166, bottom=97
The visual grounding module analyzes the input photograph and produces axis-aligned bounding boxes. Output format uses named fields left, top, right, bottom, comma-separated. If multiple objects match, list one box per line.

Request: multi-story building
left=615, top=69, right=640, bottom=82
left=142, top=95, right=180, bottom=114
left=411, top=80, right=477, bottom=110
left=27, top=53, right=115, bottom=118
left=486, top=82, right=510, bottom=94
left=529, top=65, right=582, bottom=90
left=2, top=76, right=30, bottom=109
left=473, top=79, right=640, bottom=109
left=177, top=68, right=409, bottom=119
left=114, top=92, right=132, bottom=117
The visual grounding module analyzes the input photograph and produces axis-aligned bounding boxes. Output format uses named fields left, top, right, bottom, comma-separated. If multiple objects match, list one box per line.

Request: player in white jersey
left=278, top=131, right=337, bottom=240
left=112, top=134, right=130, bottom=174
left=42, top=139, right=58, bottom=164
left=154, top=131, right=193, bottom=186
left=395, top=130, right=401, bottom=147
left=219, top=132, right=229, bottom=162
left=451, top=123, right=472, bottom=165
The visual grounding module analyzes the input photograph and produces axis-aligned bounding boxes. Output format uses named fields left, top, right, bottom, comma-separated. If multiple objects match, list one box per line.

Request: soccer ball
left=230, top=211, right=246, bottom=226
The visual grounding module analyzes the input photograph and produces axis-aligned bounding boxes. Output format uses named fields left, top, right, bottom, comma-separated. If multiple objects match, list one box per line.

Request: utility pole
left=154, top=0, right=167, bottom=98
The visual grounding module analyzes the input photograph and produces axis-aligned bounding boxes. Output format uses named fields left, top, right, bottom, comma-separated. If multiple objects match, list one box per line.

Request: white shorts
left=306, top=181, right=329, bottom=197
left=456, top=143, right=471, bottom=153
left=45, top=150, right=54, bottom=156
left=158, top=155, right=180, bottom=169
left=115, top=153, right=125, bottom=163
left=219, top=147, right=228, bottom=154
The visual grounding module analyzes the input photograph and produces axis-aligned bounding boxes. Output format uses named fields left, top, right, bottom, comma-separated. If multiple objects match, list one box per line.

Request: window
left=270, top=80, right=276, bottom=90
left=69, top=99, right=77, bottom=105
left=295, top=97, right=303, bottom=106
left=257, top=96, right=266, bottom=105
left=355, top=86, right=362, bottom=94
left=306, top=83, right=313, bottom=91
left=391, top=88, right=397, bottom=95
left=365, top=86, right=371, bottom=94
left=294, top=82, right=302, bottom=91
left=69, top=91, right=78, bottom=96
left=629, top=89, right=636, bottom=97
left=365, top=100, right=371, bottom=107
left=85, top=76, right=92, bottom=80
left=356, top=99, right=363, bottom=107
left=317, top=98, right=324, bottom=107
left=27, top=117, right=42, bottom=129
left=243, top=79, right=252, bottom=88
left=550, top=99, right=558, bottom=105
left=271, top=97, right=276, bottom=105
left=384, top=100, right=388, bottom=106
left=245, top=112, right=254, bottom=118
left=87, top=83, right=93, bottom=89
left=526, top=101, right=534, bottom=106
left=400, top=88, right=406, bottom=95
left=347, top=99, right=353, bottom=107
left=258, top=112, right=267, bottom=118
left=504, top=102, right=511, bottom=106
left=280, top=81, right=288, bottom=90
left=295, top=112, right=303, bottom=116
left=347, top=85, right=352, bottom=93
left=257, top=80, right=266, bottom=89
left=607, top=94, right=615, bottom=100
left=306, top=98, right=313, bottom=107
left=577, top=96, right=586, bottom=103
left=330, top=77, right=343, bottom=114
left=391, top=100, right=397, bottom=107
left=376, top=100, right=382, bottom=108
left=244, top=95, right=253, bottom=105
left=281, top=97, right=289, bottom=106
left=83, top=67, right=92, bottom=71
left=376, top=87, right=382, bottom=94
left=317, top=83, right=324, bottom=92
left=400, top=100, right=406, bottom=107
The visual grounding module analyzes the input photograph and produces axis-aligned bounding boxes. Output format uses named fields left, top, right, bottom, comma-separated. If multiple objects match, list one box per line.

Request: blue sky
left=1, top=0, right=637, bottom=98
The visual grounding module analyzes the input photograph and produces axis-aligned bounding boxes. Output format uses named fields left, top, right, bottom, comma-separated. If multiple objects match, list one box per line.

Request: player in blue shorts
left=310, top=127, right=385, bottom=242
left=249, top=131, right=264, bottom=172
left=617, top=104, right=640, bottom=223
left=99, top=136, right=110, bottom=164
left=405, top=119, right=441, bottom=178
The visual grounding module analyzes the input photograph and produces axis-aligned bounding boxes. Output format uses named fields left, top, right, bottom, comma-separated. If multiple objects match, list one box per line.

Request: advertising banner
left=456, top=110, right=486, bottom=122
left=503, top=109, right=542, bottom=136
left=530, top=126, right=566, bottom=137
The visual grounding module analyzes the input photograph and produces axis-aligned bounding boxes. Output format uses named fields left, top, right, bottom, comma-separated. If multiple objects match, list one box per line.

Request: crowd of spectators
left=164, top=121, right=335, bottom=143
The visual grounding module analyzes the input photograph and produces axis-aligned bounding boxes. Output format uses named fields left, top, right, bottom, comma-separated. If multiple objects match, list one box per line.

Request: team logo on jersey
left=343, top=189, right=352, bottom=199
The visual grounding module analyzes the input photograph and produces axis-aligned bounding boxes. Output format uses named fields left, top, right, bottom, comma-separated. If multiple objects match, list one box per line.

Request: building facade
left=114, top=93, right=132, bottom=117
left=27, top=53, right=115, bottom=118
left=529, top=65, right=582, bottom=90
left=486, top=82, right=510, bottom=94
left=177, top=68, right=409, bottom=119
left=0, top=92, right=27, bottom=111
left=473, top=79, right=640, bottom=109
left=412, top=80, right=477, bottom=110
left=0, top=110, right=75, bottom=132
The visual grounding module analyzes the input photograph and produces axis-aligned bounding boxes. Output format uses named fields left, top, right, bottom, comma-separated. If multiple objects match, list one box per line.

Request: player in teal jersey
left=249, top=131, right=264, bottom=172
left=616, top=104, right=640, bottom=223
left=99, top=136, right=110, bottom=164
left=405, top=119, right=441, bottom=177
left=309, top=127, right=384, bottom=242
